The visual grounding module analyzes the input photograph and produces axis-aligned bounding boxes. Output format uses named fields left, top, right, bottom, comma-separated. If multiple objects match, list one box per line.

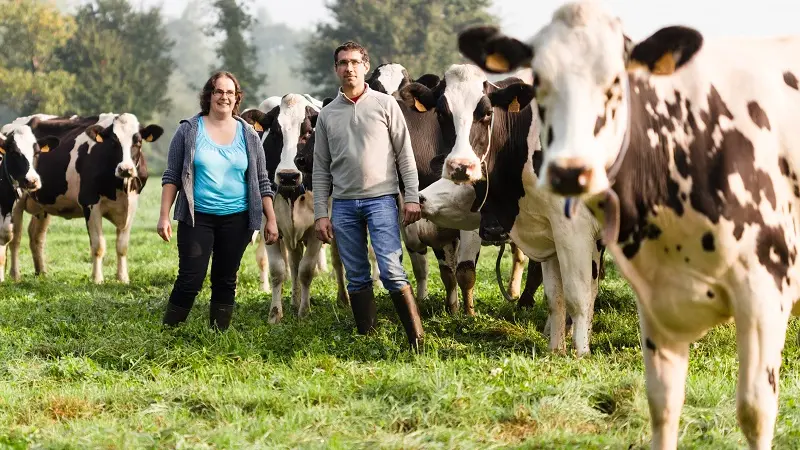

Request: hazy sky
left=136, top=0, right=799, bottom=41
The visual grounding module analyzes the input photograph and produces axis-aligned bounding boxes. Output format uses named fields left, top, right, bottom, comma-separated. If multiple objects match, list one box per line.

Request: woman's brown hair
left=200, top=71, right=244, bottom=116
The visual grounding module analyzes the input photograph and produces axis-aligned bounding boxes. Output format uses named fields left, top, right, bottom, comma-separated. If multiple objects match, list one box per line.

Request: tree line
left=0, top=0, right=496, bottom=171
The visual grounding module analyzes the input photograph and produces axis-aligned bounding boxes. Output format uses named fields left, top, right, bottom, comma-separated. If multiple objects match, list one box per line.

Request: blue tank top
left=193, top=117, right=248, bottom=215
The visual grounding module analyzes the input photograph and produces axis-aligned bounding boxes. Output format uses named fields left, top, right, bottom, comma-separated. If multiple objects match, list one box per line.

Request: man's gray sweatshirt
left=312, top=85, right=419, bottom=220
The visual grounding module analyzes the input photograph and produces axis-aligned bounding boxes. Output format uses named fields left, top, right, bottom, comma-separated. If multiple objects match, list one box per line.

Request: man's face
left=335, top=49, right=370, bottom=89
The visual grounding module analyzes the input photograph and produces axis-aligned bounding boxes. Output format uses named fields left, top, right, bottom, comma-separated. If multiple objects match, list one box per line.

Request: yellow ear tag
left=626, top=59, right=648, bottom=73
left=145, top=135, right=154, bottom=142
left=40, top=145, right=50, bottom=153
left=414, top=99, right=427, bottom=112
left=485, top=53, right=510, bottom=72
left=509, top=97, right=521, bottom=113
left=0, top=147, right=5, bottom=155
left=95, top=134, right=104, bottom=143
left=653, top=53, right=676, bottom=75
left=254, top=122, right=264, bottom=132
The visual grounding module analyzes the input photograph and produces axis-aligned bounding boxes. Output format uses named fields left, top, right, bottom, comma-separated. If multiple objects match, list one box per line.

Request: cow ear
left=398, top=82, right=436, bottom=112
left=322, top=97, right=334, bottom=108
left=488, top=83, right=535, bottom=112
left=414, top=73, right=441, bottom=90
left=430, top=153, right=446, bottom=175
left=241, top=108, right=273, bottom=133
left=458, top=26, right=533, bottom=73
left=626, top=26, right=703, bottom=75
left=0, top=134, right=6, bottom=154
left=85, top=125, right=105, bottom=143
left=37, top=136, right=59, bottom=154
left=305, top=106, right=319, bottom=128
left=140, top=125, right=164, bottom=143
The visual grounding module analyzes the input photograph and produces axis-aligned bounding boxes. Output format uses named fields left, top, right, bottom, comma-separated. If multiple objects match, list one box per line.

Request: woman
left=157, top=71, right=279, bottom=331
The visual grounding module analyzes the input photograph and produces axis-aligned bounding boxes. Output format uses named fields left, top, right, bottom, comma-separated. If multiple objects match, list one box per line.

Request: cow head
left=458, top=1, right=703, bottom=198
left=84, top=113, right=164, bottom=180
left=242, top=94, right=318, bottom=195
left=0, top=125, right=59, bottom=192
left=418, top=177, right=481, bottom=230
left=367, top=63, right=412, bottom=95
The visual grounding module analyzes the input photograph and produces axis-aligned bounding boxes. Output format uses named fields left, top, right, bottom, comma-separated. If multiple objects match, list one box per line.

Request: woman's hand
left=264, top=217, right=279, bottom=245
left=157, top=216, right=172, bottom=242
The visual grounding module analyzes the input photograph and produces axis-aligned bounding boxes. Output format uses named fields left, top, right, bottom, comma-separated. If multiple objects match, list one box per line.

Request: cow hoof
left=268, top=306, right=283, bottom=324
left=298, top=304, right=310, bottom=319
left=516, top=292, right=535, bottom=309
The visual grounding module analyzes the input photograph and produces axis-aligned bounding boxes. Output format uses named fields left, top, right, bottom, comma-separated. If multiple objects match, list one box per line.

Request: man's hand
left=156, top=216, right=172, bottom=242
left=403, top=202, right=421, bottom=226
left=315, top=217, right=334, bottom=243
left=264, top=217, right=279, bottom=245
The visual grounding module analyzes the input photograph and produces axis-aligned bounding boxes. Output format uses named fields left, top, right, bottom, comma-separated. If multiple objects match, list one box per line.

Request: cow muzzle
left=277, top=170, right=302, bottom=187
left=445, top=157, right=481, bottom=184
left=21, top=175, right=41, bottom=192
left=546, top=160, right=594, bottom=196
left=116, top=163, right=137, bottom=179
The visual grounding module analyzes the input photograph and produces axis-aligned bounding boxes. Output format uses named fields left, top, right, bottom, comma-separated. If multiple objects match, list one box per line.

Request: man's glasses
left=213, top=89, right=237, bottom=98
left=336, top=59, right=363, bottom=69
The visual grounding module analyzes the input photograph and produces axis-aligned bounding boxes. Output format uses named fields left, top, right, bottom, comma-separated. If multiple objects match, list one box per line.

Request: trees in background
left=301, top=0, right=497, bottom=97
left=209, top=0, right=265, bottom=102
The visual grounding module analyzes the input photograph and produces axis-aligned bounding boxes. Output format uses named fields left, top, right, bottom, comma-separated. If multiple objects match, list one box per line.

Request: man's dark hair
left=200, top=71, right=244, bottom=116
left=333, top=41, right=370, bottom=65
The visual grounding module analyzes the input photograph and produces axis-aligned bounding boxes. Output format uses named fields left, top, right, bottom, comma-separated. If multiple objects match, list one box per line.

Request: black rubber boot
left=209, top=303, right=235, bottom=332
left=349, top=287, right=377, bottom=334
left=162, top=302, right=191, bottom=326
left=390, top=285, right=425, bottom=351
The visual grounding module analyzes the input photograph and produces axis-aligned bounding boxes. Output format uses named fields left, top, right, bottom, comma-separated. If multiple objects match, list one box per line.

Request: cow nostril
left=548, top=164, right=592, bottom=196
left=419, top=195, right=426, bottom=205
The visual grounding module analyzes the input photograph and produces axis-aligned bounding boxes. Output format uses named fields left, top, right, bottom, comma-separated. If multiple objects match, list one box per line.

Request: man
left=313, top=41, right=424, bottom=350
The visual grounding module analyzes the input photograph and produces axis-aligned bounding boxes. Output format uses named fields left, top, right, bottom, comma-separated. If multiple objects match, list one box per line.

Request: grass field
left=2, top=185, right=800, bottom=449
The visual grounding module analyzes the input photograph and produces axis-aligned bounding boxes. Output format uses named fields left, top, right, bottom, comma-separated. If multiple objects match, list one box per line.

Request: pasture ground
left=2, top=186, right=800, bottom=449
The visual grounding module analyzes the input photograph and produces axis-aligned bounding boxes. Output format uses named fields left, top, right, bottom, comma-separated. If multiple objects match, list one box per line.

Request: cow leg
left=368, top=242, right=381, bottom=287
left=267, top=241, right=289, bottom=324
left=29, top=213, right=51, bottom=277
left=255, top=230, right=270, bottom=291
left=329, top=238, right=349, bottom=307
left=0, top=243, right=5, bottom=283
left=85, top=207, right=106, bottom=284
left=639, top=312, right=690, bottom=450
left=508, top=242, right=527, bottom=298
left=115, top=224, right=133, bottom=284
left=408, top=249, right=429, bottom=302
left=8, top=202, right=24, bottom=281
left=456, top=230, right=481, bottom=316
left=434, top=244, right=458, bottom=314
left=316, top=244, right=329, bottom=275
left=556, top=239, right=596, bottom=356
left=541, top=258, right=567, bottom=353
left=518, top=261, right=543, bottom=309
left=733, top=284, right=788, bottom=449
left=297, top=238, right=323, bottom=318
left=287, top=243, right=305, bottom=312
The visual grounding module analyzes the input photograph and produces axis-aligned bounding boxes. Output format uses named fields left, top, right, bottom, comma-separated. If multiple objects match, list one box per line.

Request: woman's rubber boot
left=162, top=302, right=191, bottom=327
left=209, top=303, right=234, bottom=332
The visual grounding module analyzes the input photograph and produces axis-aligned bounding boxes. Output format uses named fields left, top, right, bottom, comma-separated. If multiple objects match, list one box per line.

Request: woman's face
left=210, top=76, right=236, bottom=116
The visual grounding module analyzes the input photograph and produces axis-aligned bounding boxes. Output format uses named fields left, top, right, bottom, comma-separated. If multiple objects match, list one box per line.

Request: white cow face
left=0, top=125, right=59, bottom=191
left=457, top=1, right=703, bottom=199
left=419, top=177, right=481, bottom=230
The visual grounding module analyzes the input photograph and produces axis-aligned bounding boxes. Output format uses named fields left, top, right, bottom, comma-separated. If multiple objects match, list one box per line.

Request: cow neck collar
left=0, top=157, right=21, bottom=200
left=475, top=110, right=496, bottom=212
left=606, top=73, right=633, bottom=185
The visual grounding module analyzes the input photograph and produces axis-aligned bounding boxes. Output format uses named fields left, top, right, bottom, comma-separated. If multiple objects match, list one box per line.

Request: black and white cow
left=0, top=126, right=58, bottom=282
left=242, top=94, right=348, bottom=323
left=7, top=113, right=163, bottom=283
left=411, top=64, right=605, bottom=355
left=459, top=1, right=800, bottom=447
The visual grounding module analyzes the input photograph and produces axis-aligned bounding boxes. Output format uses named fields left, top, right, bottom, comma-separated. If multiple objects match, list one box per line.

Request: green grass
left=2, top=185, right=800, bottom=449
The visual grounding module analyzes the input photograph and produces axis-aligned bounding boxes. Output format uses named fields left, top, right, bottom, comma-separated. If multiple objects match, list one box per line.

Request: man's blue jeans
left=331, top=194, right=410, bottom=293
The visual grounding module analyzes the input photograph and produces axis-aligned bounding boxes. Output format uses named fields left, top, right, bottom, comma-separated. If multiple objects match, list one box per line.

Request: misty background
left=3, top=0, right=795, bottom=172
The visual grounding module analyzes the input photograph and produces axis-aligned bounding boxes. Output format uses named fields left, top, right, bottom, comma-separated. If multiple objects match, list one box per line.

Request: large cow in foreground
left=459, top=1, right=800, bottom=448
left=0, top=126, right=58, bottom=282
left=410, top=64, right=604, bottom=355
left=242, top=95, right=348, bottom=322
left=7, top=113, right=163, bottom=283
